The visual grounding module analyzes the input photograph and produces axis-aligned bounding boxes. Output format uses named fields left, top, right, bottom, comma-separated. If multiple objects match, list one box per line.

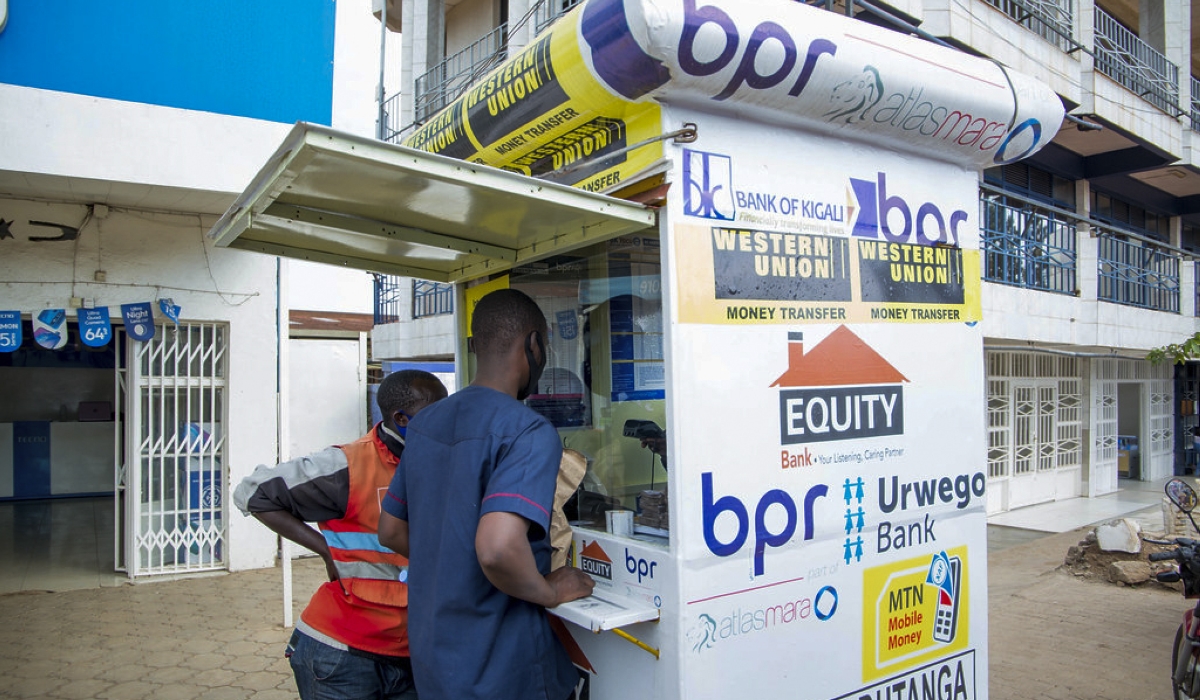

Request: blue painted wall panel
left=0, top=0, right=335, bottom=124
left=12, top=421, right=50, bottom=499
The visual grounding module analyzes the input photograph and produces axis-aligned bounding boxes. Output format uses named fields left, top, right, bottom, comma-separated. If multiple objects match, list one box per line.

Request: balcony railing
left=534, top=0, right=582, bottom=34
left=1192, top=76, right=1200, bottom=133
left=1096, top=229, right=1180, bottom=312
left=981, top=192, right=1078, bottom=295
left=381, top=92, right=404, bottom=144
left=373, top=274, right=403, bottom=325
left=983, top=0, right=1075, bottom=52
left=413, top=280, right=454, bottom=319
left=414, top=23, right=508, bottom=123
left=1093, top=6, right=1181, bottom=117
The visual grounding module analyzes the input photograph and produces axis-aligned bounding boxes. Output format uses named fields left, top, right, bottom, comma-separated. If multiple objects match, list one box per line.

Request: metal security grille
left=987, top=351, right=1084, bottom=506
left=412, top=280, right=454, bottom=318
left=985, top=0, right=1075, bottom=51
left=1093, top=6, right=1181, bottom=117
left=1057, top=377, right=1082, bottom=468
left=1013, top=386, right=1036, bottom=477
left=127, top=323, right=228, bottom=576
left=980, top=193, right=1077, bottom=295
left=1097, top=233, right=1180, bottom=312
left=1092, top=360, right=1118, bottom=485
left=987, top=379, right=1011, bottom=479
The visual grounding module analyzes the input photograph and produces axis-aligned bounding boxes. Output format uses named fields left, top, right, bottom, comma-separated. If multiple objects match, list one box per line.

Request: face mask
left=393, top=411, right=412, bottom=438
left=517, top=330, right=546, bottom=401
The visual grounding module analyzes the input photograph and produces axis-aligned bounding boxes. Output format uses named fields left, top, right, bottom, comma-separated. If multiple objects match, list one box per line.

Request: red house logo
left=772, top=326, right=908, bottom=444
left=579, top=541, right=613, bottom=579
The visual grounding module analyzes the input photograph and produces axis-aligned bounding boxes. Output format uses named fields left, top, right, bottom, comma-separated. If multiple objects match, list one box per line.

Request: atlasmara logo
left=579, top=541, right=613, bottom=580
left=772, top=327, right=907, bottom=444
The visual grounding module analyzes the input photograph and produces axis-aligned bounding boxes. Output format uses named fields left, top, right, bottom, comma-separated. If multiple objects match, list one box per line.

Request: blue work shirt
left=382, top=384, right=576, bottom=700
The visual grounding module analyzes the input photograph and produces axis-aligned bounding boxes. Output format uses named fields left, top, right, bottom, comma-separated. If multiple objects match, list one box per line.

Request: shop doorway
left=1117, top=382, right=1144, bottom=480
left=0, top=320, right=121, bottom=593
left=0, top=320, right=229, bottom=592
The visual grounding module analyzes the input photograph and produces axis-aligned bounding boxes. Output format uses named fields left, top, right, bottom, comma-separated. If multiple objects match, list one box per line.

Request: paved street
left=0, top=525, right=1184, bottom=700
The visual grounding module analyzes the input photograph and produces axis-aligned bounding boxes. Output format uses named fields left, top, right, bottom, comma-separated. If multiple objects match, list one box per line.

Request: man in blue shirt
left=379, top=288, right=594, bottom=700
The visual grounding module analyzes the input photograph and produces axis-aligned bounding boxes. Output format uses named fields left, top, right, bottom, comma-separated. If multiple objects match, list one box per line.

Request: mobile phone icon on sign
left=927, top=551, right=961, bottom=644
left=37, top=309, right=64, bottom=327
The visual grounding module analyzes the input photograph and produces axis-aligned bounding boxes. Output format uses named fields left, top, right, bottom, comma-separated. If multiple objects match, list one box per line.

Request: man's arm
left=254, top=510, right=341, bottom=583
left=476, top=511, right=594, bottom=608
left=232, top=448, right=350, bottom=583
left=378, top=511, right=410, bottom=558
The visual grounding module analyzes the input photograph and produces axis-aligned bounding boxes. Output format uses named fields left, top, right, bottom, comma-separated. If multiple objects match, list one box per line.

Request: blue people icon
left=844, top=506, right=866, bottom=535
left=843, top=477, right=865, bottom=505
left=844, top=535, right=866, bottom=564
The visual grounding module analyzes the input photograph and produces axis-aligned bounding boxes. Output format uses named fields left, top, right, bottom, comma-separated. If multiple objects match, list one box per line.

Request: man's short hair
left=471, top=288, right=547, bottom=358
left=377, top=369, right=444, bottom=417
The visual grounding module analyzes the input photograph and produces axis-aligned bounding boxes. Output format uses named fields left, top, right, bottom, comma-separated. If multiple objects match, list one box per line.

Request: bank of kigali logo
left=683, top=149, right=735, bottom=221
left=579, top=541, right=613, bottom=580
left=773, top=327, right=907, bottom=445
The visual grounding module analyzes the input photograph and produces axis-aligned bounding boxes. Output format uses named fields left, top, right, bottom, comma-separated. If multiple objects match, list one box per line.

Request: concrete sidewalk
left=0, top=562, right=327, bottom=700
left=0, top=525, right=1185, bottom=700
left=988, top=522, right=1180, bottom=700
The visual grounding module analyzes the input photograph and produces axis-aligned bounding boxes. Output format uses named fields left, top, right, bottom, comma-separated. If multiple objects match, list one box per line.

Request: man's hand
left=639, top=436, right=667, bottom=458
left=252, top=510, right=347, bottom=593
left=478, top=511, right=594, bottom=608
left=321, top=553, right=341, bottom=583
left=545, top=566, right=594, bottom=607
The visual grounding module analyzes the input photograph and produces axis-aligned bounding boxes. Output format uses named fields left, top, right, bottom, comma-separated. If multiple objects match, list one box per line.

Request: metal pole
left=376, top=0, right=389, bottom=140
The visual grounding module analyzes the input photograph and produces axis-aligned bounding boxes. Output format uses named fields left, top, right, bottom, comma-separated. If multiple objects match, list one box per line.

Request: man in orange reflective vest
left=234, top=369, right=448, bottom=700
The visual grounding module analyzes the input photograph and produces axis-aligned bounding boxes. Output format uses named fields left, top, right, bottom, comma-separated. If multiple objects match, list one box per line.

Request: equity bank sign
left=771, top=326, right=907, bottom=444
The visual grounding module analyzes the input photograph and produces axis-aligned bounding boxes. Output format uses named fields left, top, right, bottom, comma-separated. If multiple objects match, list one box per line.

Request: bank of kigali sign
left=773, top=326, right=907, bottom=445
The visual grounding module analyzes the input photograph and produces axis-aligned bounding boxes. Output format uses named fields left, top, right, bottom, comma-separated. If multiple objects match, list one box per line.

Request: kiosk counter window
left=469, top=235, right=669, bottom=541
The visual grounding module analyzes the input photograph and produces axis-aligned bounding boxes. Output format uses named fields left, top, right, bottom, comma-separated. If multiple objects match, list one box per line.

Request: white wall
left=0, top=84, right=290, bottom=197
left=332, top=0, right=404, bottom=137
left=0, top=197, right=281, bottom=571
left=287, top=336, right=368, bottom=458
left=446, top=0, right=499, bottom=56
left=286, top=260, right=375, bottom=314
left=372, top=315, right=456, bottom=359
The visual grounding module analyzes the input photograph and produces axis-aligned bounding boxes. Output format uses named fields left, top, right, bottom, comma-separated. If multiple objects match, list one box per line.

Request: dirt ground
left=1060, top=526, right=1187, bottom=590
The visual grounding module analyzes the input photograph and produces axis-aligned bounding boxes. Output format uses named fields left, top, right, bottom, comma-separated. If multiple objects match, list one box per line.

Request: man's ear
left=393, top=410, right=410, bottom=427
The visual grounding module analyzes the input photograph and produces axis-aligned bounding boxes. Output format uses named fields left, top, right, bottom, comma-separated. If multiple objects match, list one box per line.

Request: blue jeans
left=288, top=630, right=418, bottom=700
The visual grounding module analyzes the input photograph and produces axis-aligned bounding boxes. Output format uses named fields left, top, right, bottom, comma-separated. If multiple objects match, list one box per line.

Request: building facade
left=0, top=0, right=380, bottom=582
left=374, top=0, right=1200, bottom=513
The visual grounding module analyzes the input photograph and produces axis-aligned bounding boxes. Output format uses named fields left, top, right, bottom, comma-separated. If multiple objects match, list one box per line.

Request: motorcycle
left=1150, top=478, right=1200, bottom=700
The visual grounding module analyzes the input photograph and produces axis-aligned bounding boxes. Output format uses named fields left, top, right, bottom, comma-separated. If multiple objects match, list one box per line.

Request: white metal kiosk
left=210, top=1, right=1064, bottom=698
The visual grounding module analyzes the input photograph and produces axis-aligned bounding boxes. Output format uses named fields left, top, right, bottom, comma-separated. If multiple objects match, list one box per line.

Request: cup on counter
left=606, top=510, right=633, bottom=537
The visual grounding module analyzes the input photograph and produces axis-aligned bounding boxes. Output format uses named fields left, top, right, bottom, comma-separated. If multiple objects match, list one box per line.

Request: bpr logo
left=850, top=172, right=968, bottom=246
left=683, top=149, right=735, bottom=221
left=702, top=471, right=828, bottom=576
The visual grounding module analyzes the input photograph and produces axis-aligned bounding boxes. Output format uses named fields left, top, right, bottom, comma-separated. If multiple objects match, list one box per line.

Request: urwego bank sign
left=772, top=327, right=907, bottom=444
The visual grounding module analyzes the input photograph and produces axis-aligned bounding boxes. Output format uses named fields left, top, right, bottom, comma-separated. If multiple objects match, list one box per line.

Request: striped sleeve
left=232, top=447, right=350, bottom=522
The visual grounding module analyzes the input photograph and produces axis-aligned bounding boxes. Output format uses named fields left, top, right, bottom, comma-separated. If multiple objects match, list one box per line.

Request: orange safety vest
left=300, top=430, right=410, bottom=657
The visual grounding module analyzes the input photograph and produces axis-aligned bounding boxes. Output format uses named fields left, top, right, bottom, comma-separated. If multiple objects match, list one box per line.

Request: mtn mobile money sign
left=404, top=0, right=1061, bottom=193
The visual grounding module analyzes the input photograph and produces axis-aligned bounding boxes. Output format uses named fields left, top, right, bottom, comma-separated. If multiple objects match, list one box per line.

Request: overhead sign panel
left=406, top=0, right=1063, bottom=176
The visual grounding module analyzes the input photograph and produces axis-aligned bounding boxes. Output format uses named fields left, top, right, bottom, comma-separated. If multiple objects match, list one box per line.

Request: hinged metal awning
left=207, top=123, right=658, bottom=283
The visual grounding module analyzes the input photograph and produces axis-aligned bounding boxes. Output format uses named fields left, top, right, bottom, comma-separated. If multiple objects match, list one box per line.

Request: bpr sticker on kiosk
left=861, top=547, right=969, bottom=682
